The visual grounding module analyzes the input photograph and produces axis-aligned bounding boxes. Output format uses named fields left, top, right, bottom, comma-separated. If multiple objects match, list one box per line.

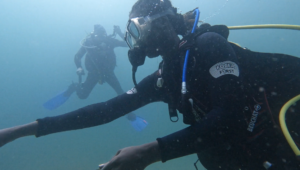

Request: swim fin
left=130, top=116, right=148, bottom=132
left=43, top=76, right=81, bottom=110
left=43, top=90, right=72, bottom=110
left=43, top=83, right=77, bottom=110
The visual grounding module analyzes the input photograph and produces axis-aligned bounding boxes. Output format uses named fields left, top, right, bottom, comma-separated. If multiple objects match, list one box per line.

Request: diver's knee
left=116, top=90, right=124, bottom=95
left=77, top=93, right=89, bottom=99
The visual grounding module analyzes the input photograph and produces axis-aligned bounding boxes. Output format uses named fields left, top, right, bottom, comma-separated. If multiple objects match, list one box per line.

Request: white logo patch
left=126, top=87, right=137, bottom=94
left=247, top=104, right=261, bottom=132
left=209, top=61, right=239, bottom=78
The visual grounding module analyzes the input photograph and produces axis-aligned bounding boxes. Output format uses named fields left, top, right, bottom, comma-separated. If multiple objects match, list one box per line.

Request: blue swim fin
left=43, top=90, right=71, bottom=110
left=43, top=76, right=81, bottom=110
left=130, top=116, right=148, bottom=132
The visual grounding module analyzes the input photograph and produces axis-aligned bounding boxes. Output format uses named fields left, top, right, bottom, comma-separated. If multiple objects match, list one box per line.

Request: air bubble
left=259, top=87, right=265, bottom=92
left=271, top=92, right=277, bottom=96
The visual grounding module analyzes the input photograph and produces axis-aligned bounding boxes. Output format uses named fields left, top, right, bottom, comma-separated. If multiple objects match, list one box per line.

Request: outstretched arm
left=111, top=25, right=127, bottom=47
left=0, top=70, right=164, bottom=146
left=114, top=25, right=125, bottom=39
left=110, top=38, right=127, bottom=48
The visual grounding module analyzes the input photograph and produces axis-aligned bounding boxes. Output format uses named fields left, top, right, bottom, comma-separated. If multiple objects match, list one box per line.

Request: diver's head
left=93, top=24, right=107, bottom=37
left=126, top=0, right=190, bottom=87
left=126, top=0, right=187, bottom=61
left=125, top=0, right=188, bottom=71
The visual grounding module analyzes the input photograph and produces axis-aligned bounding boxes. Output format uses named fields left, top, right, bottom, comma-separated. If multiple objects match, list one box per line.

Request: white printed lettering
left=209, top=61, right=239, bottom=78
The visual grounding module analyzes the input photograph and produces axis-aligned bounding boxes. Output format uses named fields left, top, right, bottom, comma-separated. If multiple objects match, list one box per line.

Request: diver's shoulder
left=194, top=24, right=229, bottom=40
left=83, top=36, right=94, bottom=45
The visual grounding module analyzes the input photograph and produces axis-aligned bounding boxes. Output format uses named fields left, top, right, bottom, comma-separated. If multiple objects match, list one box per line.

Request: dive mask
left=125, top=8, right=175, bottom=49
left=125, top=8, right=175, bottom=87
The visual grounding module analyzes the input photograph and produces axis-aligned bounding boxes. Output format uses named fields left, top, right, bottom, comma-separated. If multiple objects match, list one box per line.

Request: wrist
left=117, top=32, right=124, bottom=37
left=140, top=141, right=161, bottom=164
left=15, top=121, right=38, bottom=137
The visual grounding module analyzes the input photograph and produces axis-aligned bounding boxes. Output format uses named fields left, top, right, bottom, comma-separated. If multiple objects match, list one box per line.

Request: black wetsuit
left=74, top=35, right=127, bottom=99
left=37, top=26, right=300, bottom=169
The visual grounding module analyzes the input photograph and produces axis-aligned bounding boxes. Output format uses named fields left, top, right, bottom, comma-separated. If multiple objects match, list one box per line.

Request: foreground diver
left=1, top=0, right=300, bottom=169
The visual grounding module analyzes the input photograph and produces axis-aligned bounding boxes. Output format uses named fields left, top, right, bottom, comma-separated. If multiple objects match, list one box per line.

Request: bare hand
left=102, top=146, right=147, bottom=170
left=0, top=127, right=18, bottom=147
left=102, top=142, right=161, bottom=170
left=76, top=67, right=85, bottom=76
left=113, top=25, right=123, bottom=37
left=0, top=122, right=38, bottom=147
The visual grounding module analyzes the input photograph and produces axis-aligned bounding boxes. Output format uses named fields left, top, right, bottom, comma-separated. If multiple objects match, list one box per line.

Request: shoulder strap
left=179, top=24, right=229, bottom=50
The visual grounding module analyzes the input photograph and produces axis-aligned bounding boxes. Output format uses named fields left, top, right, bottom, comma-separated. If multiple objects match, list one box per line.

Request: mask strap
left=144, top=8, right=175, bottom=23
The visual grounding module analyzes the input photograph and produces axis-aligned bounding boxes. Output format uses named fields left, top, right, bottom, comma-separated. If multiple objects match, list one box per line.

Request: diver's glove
left=113, top=25, right=123, bottom=38
left=76, top=67, right=85, bottom=76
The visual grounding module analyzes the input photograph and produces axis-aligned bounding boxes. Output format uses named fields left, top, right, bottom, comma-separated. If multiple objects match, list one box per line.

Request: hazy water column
left=0, top=0, right=299, bottom=170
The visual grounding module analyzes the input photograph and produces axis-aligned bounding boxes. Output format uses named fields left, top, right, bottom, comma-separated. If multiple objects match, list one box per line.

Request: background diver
left=1, top=0, right=300, bottom=170
left=43, top=24, right=147, bottom=131
left=71, top=24, right=126, bottom=99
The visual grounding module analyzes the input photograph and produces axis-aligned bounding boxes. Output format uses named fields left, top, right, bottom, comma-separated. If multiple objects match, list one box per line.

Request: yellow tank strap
left=228, top=24, right=300, bottom=31
left=279, top=94, right=300, bottom=157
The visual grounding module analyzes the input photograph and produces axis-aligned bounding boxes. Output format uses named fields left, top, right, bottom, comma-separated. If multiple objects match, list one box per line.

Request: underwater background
left=0, top=0, right=299, bottom=169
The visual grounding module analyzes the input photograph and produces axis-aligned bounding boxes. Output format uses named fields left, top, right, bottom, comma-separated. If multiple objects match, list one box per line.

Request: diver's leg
left=76, top=72, right=99, bottom=99
left=104, top=71, right=124, bottom=95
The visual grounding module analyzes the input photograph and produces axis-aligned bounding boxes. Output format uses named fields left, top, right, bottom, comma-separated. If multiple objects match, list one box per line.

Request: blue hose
left=181, top=8, right=200, bottom=94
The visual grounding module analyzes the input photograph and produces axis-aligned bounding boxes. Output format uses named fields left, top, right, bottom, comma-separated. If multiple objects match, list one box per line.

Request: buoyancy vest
left=171, top=23, right=300, bottom=169
left=176, top=23, right=300, bottom=129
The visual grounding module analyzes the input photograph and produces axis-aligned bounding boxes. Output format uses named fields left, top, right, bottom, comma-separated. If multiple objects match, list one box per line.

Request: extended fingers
left=102, top=150, right=122, bottom=170
left=101, top=160, right=120, bottom=170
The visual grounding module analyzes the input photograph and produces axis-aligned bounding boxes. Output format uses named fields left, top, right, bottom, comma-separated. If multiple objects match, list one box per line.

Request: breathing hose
left=181, top=8, right=200, bottom=94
